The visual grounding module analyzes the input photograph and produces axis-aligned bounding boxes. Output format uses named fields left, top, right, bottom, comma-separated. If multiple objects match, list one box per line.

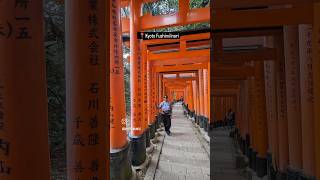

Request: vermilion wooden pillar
left=189, top=82, right=194, bottom=113
left=110, top=0, right=128, bottom=152
left=275, top=34, right=289, bottom=174
left=157, top=73, right=161, bottom=104
left=243, top=80, right=250, bottom=153
left=109, top=0, right=132, bottom=178
left=298, top=24, right=315, bottom=177
left=192, top=80, right=198, bottom=115
left=263, top=36, right=279, bottom=169
left=142, top=44, right=148, bottom=133
left=188, top=82, right=194, bottom=111
left=253, top=61, right=268, bottom=177
left=203, top=69, right=208, bottom=119
left=129, top=0, right=146, bottom=166
left=207, top=63, right=211, bottom=126
left=147, top=53, right=156, bottom=138
left=0, top=1, right=50, bottom=179
left=193, top=73, right=199, bottom=116
left=141, top=44, right=151, bottom=148
left=248, top=77, right=258, bottom=170
left=199, top=69, right=204, bottom=117
left=199, top=69, right=205, bottom=128
left=130, top=0, right=143, bottom=137
left=66, top=0, right=107, bottom=179
left=147, top=56, right=152, bottom=124
left=151, top=70, right=156, bottom=120
left=312, top=3, right=320, bottom=179
left=283, top=25, right=303, bottom=172
left=240, top=81, right=247, bottom=138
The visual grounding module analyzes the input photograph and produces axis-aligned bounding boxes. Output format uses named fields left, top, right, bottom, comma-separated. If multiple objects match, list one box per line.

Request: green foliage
left=44, top=0, right=66, bottom=179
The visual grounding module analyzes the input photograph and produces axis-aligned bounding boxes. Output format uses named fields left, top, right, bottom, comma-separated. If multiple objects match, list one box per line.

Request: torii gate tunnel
left=0, top=0, right=320, bottom=180
left=110, top=0, right=210, bottom=179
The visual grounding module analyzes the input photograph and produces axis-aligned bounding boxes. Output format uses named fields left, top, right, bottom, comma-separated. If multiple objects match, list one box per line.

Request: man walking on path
left=158, top=95, right=172, bottom=136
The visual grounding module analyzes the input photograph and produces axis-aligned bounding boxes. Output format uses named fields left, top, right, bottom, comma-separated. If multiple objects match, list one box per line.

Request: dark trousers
left=161, top=114, right=171, bottom=132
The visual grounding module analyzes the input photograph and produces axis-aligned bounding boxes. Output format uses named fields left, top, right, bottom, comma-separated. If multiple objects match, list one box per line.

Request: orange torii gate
left=213, top=1, right=320, bottom=179
left=0, top=1, right=51, bottom=179
left=115, top=0, right=211, bottom=179
left=110, top=1, right=132, bottom=179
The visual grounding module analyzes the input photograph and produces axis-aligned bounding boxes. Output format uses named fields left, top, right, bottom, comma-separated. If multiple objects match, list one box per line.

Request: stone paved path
left=154, top=103, right=210, bottom=180
left=210, top=128, right=247, bottom=180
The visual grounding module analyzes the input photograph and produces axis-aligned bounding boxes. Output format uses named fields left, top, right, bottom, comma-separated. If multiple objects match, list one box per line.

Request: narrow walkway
left=211, top=128, right=247, bottom=180
left=154, top=103, right=210, bottom=180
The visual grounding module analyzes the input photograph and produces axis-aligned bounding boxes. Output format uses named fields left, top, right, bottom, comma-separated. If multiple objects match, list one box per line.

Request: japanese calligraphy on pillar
left=300, top=25, right=314, bottom=102
left=69, top=0, right=105, bottom=179
left=136, top=43, right=143, bottom=124
left=253, top=61, right=268, bottom=156
left=284, top=27, right=301, bottom=112
left=278, top=61, right=287, bottom=119
left=0, top=0, right=36, bottom=176
left=284, top=26, right=303, bottom=167
left=0, top=81, right=11, bottom=176
left=152, top=73, right=156, bottom=116
left=143, top=45, right=148, bottom=126
left=110, top=0, right=124, bottom=129
left=0, top=0, right=32, bottom=40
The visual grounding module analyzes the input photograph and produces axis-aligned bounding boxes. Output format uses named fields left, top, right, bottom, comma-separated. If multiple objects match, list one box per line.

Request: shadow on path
left=210, top=128, right=247, bottom=180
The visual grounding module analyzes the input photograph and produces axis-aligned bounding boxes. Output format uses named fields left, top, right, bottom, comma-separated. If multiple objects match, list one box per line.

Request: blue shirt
left=159, top=101, right=171, bottom=113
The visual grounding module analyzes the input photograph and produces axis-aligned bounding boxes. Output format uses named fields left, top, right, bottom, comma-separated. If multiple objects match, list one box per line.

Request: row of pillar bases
left=232, top=129, right=316, bottom=180
left=182, top=103, right=212, bottom=132
left=110, top=116, right=163, bottom=180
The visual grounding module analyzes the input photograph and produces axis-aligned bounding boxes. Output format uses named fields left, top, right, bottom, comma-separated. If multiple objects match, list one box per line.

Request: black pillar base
left=196, top=115, right=200, bottom=125
left=145, top=128, right=150, bottom=148
left=191, top=111, right=195, bottom=118
left=129, top=133, right=146, bottom=166
left=256, top=156, right=267, bottom=178
left=276, top=171, right=287, bottom=180
left=300, top=173, right=316, bottom=180
left=286, top=168, right=301, bottom=180
left=251, top=150, right=257, bottom=171
left=149, top=123, right=156, bottom=139
left=203, top=118, right=208, bottom=132
left=248, top=148, right=253, bottom=167
left=241, top=139, right=246, bottom=154
left=208, top=122, right=213, bottom=132
left=156, top=115, right=161, bottom=126
left=245, top=134, right=250, bottom=156
left=200, top=116, right=204, bottom=128
left=110, top=143, right=132, bottom=180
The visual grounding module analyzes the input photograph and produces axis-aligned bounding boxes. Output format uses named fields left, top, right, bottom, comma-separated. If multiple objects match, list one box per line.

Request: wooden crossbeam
left=149, top=49, right=210, bottom=61
left=213, top=4, right=313, bottom=29
left=154, top=63, right=208, bottom=72
left=212, top=65, right=254, bottom=78
left=212, top=80, right=241, bottom=86
left=213, top=27, right=283, bottom=38
left=213, top=84, right=240, bottom=89
left=148, top=40, right=210, bottom=51
left=162, top=77, right=197, bottom=82
left=212, top=89, right=239, bottom=96
left=151, top=57, right=208, bottom=66
left=215, top=48, right=276, bottom=62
